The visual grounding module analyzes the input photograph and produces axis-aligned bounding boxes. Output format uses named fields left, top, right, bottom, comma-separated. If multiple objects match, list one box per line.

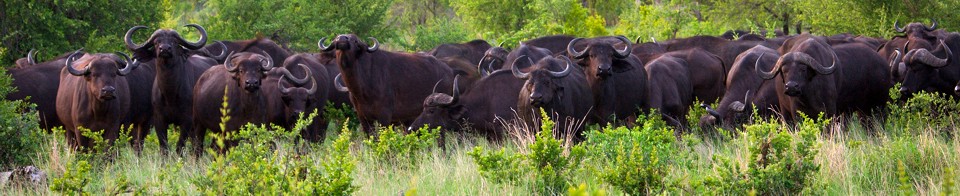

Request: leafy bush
left=583, top=113, right=676, bottom=195
left=50, top=160, right=92, bottom=195
left=470, top=109, right=586, bottom=195
left=193, top=120, right=358, bottom=195
left=706, top=113, right=824, bottom=195
left=402, top=18, right=471, bottom=51
left=362, top=125, right=440, bottom=166
left=885, top=84, right=960, bottom=137
left=0, top=69, right=42, bottom=169
left=323, top=102, right=359, bottom=132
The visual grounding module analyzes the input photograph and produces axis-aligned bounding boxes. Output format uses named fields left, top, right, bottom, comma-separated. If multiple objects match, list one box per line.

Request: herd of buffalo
left=5, top=20, right=960, bottom=154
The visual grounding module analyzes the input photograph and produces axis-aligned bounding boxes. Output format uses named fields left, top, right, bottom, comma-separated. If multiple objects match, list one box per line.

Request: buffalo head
left=514, top=55, right=573, bottom=107
left=124, top=24, right=208, bottom=62
left=64, top=50, right=139, bottom=101
left=409, top=76, right=462, bottom=131
left=224, top=51, right=273, bottom=92
left=894, top=19, right=938, bottom=37
left=478, top=44, right=508, bottom=76
left=318, top=34, right=378, bottom=63
left=567, top=36, right=632, bottom=78
left=277, top=63, right=317, bottom=120
left=758, top=38, right=837, bottom=97
left=898, top=39, right=953, bottom=95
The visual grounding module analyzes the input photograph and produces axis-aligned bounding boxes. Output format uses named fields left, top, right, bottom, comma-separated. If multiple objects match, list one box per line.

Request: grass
left=2, top=99, right=960, bottom=195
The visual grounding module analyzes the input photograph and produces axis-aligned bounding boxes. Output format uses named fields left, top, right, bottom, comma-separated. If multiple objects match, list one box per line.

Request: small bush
left=470, top=109, right=586, bottom=195
left=0, top=68, right=42, bottom=169
left=886, top=84, right=960, bottom=137
left=706, top=112, right=823, bottom=195
left=362, top=125, right=440, bottom=167
left=323, top=102, right=359, bottom=132
left=584, top=113, right=676, bottom=195
left=50, top=160, right=92, bottom=195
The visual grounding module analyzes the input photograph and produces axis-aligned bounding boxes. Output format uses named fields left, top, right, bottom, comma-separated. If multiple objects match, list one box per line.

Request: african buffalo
left=320, top=34, right=456, bottom=134
left=701, top=45, right=781, bottom=128
left=891, top=20, right=960, bottom=99
left=758, top=35, right=891, bottom=122
left=630, top=38, right=666, bottom=63
left=522, top=35, right=576, bottom=54
left=125, top=24, right=220, bottom=154
left=192, top=52, right=280, bottom=153
left=266, top=54, right=329, bottom=142
left=429, top=39, right=492, bottom=65
left=477, top=44, right=509, bottom=75
left=6, top=51, right=75, bottom=130
left=644, top=55, right=694, bottom=135
left=56, top=51, right=139, bottom=150
left=409, top=68, right=526, bottom=142
left=566, top=36, right=647, bottom=124
left=514, top=55, right=593, bottom=139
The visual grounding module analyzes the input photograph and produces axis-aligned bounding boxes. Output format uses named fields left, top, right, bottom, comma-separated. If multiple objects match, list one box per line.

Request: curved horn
left=26, top=49, right=37, bottom=65
left=366, top=37, right=379, bottom=52
left=914, top=40, right=952, bottom=67
left=758, top=53, right=784, bottom=80
left=305, top=76, right=317, bottom=94
left=550, top=56, right=574, bottom=78
left=124, top=26, right=149, bottom=50
left=209, top=41, right=229, bottom=61
left=889, top=49, right=902, bottom=72
left=635, top=35, right=642, bottom=44
left=176, top=24, right=207, bottom=50
left=318, top=37, right=334, bottom=52
left=512, top=55, right=531, bottom=79
left=787, top=50, right=837, bottom=75
left=440, top=75, right=461, bottom=105
left=926, top=19, right=938, bottom=31
left=114, top=52, right=138, bottom=76
left=334, top=73, right=349, bottom=92
left=65, top=51, right=89, bottom=76
left=701, top=103, right=721, bottom=119
left=566, top=38, right=587, bottom=59
left=498, top=41, right=504, bottom=48
left=260, top=51, right=273, bottom=71
left=224, top=52, right=239, bottom=72
left=614, top=36, right=632, bottom=59
left=281, top=63, right=311, bottom=85
left=894, top=20, right=905, bottom=33
left=279, top=75, right=293, bottom=94
left=731, top=101, right=746, bottom=112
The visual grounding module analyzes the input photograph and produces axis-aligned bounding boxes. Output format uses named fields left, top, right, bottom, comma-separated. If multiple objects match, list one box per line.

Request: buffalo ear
left=450, top=105, right=466, bottom=119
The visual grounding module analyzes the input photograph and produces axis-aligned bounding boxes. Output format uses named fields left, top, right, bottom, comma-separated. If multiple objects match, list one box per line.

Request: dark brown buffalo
left=429, top=39, right=492, bottom=64
left=202, top=37, right=291, bottom=65
left=125, top=24, right=220, bottom=153
left=644, top=55, right=694, bottom=135
left=522, top=35, right=576, bottom=54
left=56, top=52, right=139, bottom=150
left=566, top=36, right=647, bottom=124
left=192, top=52, right=288, bottom=153
left=630, top=38, right=666, bottom=63
left=312, top=51, right=352, bottom=107
left=891, top=20, right=960, bottom=99
left=660, top=48, right=726, bottom=104
left=266, top=54, right=329, bottom=142
left=758, top=35, right=891, bottom=122
left=409, top=69, right=526, bottom=142
left=662, top=35, right=778, bottom=77
left=13, top=49, right=39, bottom=68
left=320, top=34, right=456, bottom=134
left=701, top=45, right=781, bottom=128
left=6, top=51, right=75, bottom=130
left=877, top=36, right=910, bottom=82
left=514, top=55, right=593, bottom=139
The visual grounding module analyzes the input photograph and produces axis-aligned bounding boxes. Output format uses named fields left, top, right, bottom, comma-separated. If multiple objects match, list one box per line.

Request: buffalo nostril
left=101, top=86, right=116, bottom=93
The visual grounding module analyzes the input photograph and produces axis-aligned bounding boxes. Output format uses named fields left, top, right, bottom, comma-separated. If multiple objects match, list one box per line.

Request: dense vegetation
left=2, top=0, right=960, bottom=195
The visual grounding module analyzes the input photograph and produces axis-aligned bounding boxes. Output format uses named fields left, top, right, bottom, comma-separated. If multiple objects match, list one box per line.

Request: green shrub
left=469, top=109, right=586, bottom=195
left=403, top=18, right=471, bottom=51
left=584, top=113, right=676, bottom=195
left=323, top=102, right=359, bottom=132
left=885, top=84, right=960, bottom=137
left=706, top=113, right=823, bottom=195
left=362, top=125, right=440, bottom=166
left=0, top=68, right=42, bottom=169
left=50, top=160, right=92, bottom=195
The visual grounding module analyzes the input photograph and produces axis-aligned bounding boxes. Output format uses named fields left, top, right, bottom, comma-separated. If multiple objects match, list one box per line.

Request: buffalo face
left=319, top=34, right=378, bottom=61
left=478, top=46, right=508, bottom=74
left=65, top=51, right=138, bottom=101
left=410, top=76, right=463, bottom=132
left=514, top=56, right=573, bottom=107
left=758, top=38, right=837, bottom=97
left=125, top=24, right=208, bottom=63
left=225, top=52, right=273, bottom=92
left=898, top=40, right=953, bottom=95
left=567, top=36, right=632, bottom=79
left=278, top=64, right=317, bottom=121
